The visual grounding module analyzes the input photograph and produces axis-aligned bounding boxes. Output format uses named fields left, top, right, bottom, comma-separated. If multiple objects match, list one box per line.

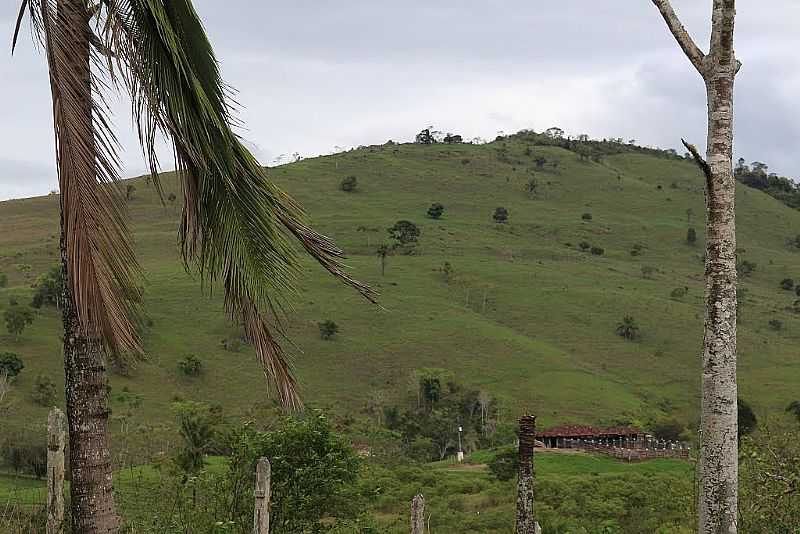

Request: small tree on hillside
left=738, top=398, right=757, bottom=438
left=340, top=175, right=358, bottom=192
left=780, top=278, right=795, bottom=291
left=493, top=207, right=509, bottom=224
left=376, top=244, right=391, bottom=276
left=616, top=316, right=640, bottom=341
left=4, top=307, right=34, bottom=341
left=415, top=128, right=435, bottom=145
left=318, top=320, right=339, bottom=340
left=0, top=272, right=7, bottom=288
left=125, top=184, right=136, bottom=201
left=31, top=374, right=57, bottom=406
left=427, top=203, right=445, bottom=219
left=0, top=353, right=24, bottom=378
left=388, top=221, right=420, bottom=247
left=686, top=227, right=697, bottom=245
left=525, top=178, right=538, bottom=197
left=178, top=355, right=203, bottom=377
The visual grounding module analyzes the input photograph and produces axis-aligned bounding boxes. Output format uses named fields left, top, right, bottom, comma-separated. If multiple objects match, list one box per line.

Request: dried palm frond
left=24, top=0, right=143, bottom=354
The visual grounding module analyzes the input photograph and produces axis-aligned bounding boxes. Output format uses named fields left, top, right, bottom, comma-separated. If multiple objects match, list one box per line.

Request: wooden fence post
left=253, top=457, right=271, bottom=534
left=46, top=407, right=65, bottom=534
left=411, top=493, right=425, bottom=534
left=516, top=414, right=541, bottom=534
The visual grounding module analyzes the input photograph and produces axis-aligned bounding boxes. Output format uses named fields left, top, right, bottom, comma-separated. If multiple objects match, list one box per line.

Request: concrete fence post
left=46, top=407, right=65, bottom=534
left=254, top=457, right=271, bottom=534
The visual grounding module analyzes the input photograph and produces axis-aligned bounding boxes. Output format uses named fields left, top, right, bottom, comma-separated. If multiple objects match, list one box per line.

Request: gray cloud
left=1, top=1, right=798, bottom=201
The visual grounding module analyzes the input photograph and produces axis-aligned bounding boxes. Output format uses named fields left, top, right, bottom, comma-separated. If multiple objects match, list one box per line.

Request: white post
left=411, top=494, right=425, bottom=534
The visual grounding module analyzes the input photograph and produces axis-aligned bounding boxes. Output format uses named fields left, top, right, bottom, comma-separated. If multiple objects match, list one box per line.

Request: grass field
left=2, top=136, right=800, bottom=446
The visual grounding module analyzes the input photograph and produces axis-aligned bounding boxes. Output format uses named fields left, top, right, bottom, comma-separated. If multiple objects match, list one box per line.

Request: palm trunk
left=52, top=0, right=119, bottom=531
left=515, top=415, right=537, bottom=534
left=652, top=1, right=739, bottom=531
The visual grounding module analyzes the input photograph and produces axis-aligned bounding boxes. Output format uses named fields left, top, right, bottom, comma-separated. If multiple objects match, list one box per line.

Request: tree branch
left=681, top=138, right=712, bottom=183
left=652, top=0, right=707, bottom=75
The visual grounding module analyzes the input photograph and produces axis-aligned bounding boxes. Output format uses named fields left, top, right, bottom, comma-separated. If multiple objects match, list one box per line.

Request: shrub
left=641, top=265, right=656, bottom=279
left=769, top=319, right=784, bottom=331
left=670, top=287, right=688, bottom=299
left=590, top=246, right=605, bottom=256
left=1, top=439, right=47, bottom=478
left=616, top=316, right=639, bottom=341
left=578, top=241, right=591, bottom=252
left=31, top=375, right=56, bottom=406
left=178, top=355, right=203, bottom=377
left=581, top=212, right=592, bottom=221
left=0, top=353, right=24, bottom=378
left=427, top=203, right=445, bottom=219
left=125, top=184, right=136, bottom=200
left=0, top=272, right=7, bottom=288
left=795, top=285, right=800, bottom=297
left=737, top=259, right=757, bottom=277
left=492, top=207, right=509, bottom=224
left=340, top=175, right=358, bottom=192
left=686, top=227, right=697, bottom=245
left=168, top=192, right=177, bottom=202
left=738, top=398, right=757, bottom=437
left=388, top=220, right=420, bottom=246
left=780, top=278, right=795, bottom=290
left=319, top=320, right=339, bottom=340
left=487, top=449, right=518, bottom=481
left=4, top=307, right=35, bottom=341
left=651, top=418, right=685, bottom=441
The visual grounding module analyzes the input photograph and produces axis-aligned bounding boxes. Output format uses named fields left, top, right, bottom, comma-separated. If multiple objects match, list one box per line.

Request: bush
left=4, top=307, right=34, bottom=340
left=641, top=265, right=655, bottom=279
left=651, top=418, right=685, bottom=441
left=0, top=272, right=7, bottom=288
left=781, top=278, right=795, bottom=290
left=492, top=207, right=509, bottom=224
left=670, top=287, right=688, bottom=299
left=578, top=241, right=591, bottom=252
left=769, top=319, right=784, bottom=331
left=630, top=244, right=644, bottom=256
left=581, top=212, right=592, bottom=221
left=737, top=259, right=757, bottom=277
left=0, top=353, right=24, bottom=378
left=178, top=355, right=203, bottom=377
left=31, top=374, right=56, bottom=406
left=427, top=203, right=445, bottom=219
left=319, top=320, right=339, bottom=340
left=686, top=227, right=697, bottom=245
left=590, top=246, right=605, bottom=256
left=388, top=220, right=420, bottom=246
left=487, top=449, right=518, bottom=481
left=738, top=398, right=758, bottom=437
left=1, top=439, right=47, bottom=478
left=340, top=175, right=358, bottom=192
left=31, top=265, right=63, bottom=308
left=616, top=316, right=639, bottom=341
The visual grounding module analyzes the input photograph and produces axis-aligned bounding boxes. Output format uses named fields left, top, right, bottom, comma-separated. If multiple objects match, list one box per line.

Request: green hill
left=2, top=136, right=799, bottom=440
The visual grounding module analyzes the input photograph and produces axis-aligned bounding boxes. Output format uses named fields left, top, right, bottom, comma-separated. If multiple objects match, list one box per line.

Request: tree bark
left=515, top=414, right=537, bottom=534
left=652, top=1, right=739, bottom=532
left=51, top=0, right=119, bottom=532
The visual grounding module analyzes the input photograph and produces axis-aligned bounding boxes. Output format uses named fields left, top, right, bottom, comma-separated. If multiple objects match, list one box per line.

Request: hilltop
left=2, top=134, right=800, bottom=441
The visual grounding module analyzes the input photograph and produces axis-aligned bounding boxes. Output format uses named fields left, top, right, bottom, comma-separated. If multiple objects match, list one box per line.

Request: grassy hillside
left=2, top=137, right=800, bottom=441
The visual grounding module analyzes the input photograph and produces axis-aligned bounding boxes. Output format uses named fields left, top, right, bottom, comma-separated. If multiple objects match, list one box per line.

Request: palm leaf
left=26, top=0, right=142, bottom=354
left=102, top=0, right=375, bottom=409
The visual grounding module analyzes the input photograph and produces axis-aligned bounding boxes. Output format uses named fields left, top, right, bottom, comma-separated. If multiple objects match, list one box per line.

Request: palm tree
left=376, top=244, right=391, bottom=276
left=615, top=316, right=639, bottom=341
left=13, top=1, right=373, bottom=532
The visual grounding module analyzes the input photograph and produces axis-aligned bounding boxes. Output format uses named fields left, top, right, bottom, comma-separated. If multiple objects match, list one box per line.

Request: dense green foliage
left=3, top=307, right=34, bottom=340
left=0, top=353, right=24, bottom=378
left=30, top=265, right=62, bottom=309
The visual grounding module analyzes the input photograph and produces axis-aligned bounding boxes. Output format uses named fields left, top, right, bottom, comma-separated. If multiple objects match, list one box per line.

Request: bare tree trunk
left=516, top=414, right=537, bottom=534
left=50, top=1, right=119, bottom=532
left=47, top=408, right=66, bottom=534
left=253, top=458, right=271, bottom=534
left=411, top=494, right=425, bottom=534
left=652, top=2, right=740, bottom=532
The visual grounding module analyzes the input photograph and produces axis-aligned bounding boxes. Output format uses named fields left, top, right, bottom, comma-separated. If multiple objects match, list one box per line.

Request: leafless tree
left=651, top=1, right=741, bottom=531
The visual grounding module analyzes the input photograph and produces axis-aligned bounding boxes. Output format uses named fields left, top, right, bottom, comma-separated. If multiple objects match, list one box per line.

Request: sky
left=1, top=1, right=799, bottom=201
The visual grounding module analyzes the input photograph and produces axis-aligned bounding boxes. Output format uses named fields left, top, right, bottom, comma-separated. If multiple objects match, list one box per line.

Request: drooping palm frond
left=100, top=0, right=375, bottom=409
left=24, top=0, right=143, bottom=354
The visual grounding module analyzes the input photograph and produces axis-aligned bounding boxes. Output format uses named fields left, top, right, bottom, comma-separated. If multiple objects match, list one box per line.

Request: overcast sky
left=1, top=1, right=798, bottom=201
